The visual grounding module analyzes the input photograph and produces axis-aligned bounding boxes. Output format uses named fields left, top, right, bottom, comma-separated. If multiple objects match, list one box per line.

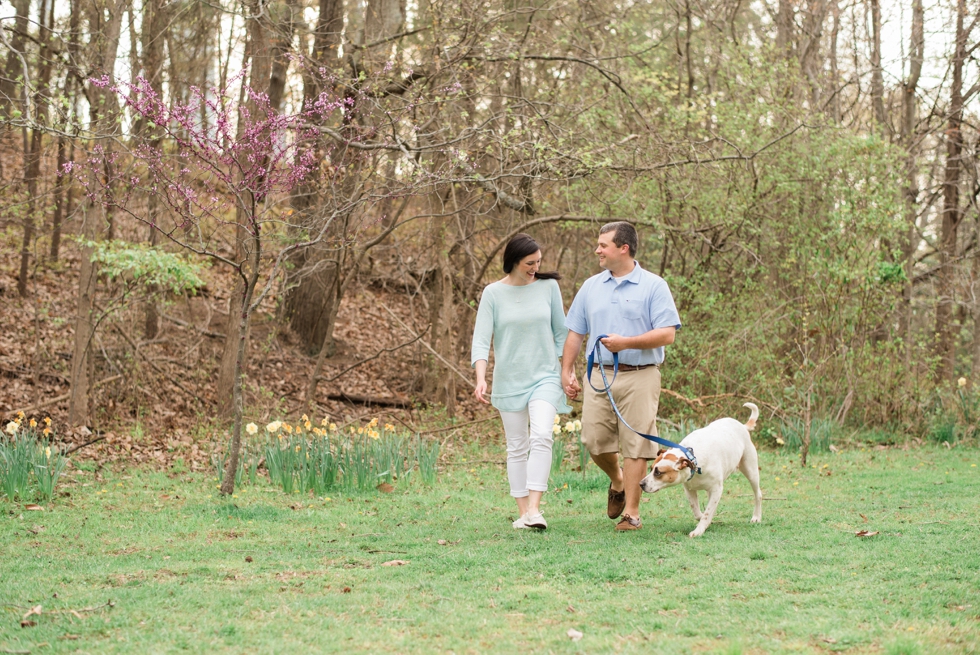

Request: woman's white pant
left=498, top=399, right=557, bottom=498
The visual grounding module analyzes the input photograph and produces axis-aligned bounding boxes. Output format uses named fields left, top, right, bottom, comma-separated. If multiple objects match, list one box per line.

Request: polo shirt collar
left=601, top=260, right=643, bottom=284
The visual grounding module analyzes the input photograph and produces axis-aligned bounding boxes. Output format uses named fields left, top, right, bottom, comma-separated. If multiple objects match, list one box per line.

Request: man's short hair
left=599, top=221, right=637, bottom=258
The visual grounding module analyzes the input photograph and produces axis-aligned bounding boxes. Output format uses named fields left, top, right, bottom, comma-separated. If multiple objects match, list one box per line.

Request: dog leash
left=586, top=335, right=700, bottom=478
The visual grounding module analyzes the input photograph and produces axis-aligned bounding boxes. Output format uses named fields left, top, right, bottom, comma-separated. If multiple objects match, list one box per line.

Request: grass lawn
left=1, top=444, right=979, bottom=654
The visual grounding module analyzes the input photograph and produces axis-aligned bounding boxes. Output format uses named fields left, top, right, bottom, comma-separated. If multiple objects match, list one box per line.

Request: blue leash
left=586, top=335, right=700, bottom=477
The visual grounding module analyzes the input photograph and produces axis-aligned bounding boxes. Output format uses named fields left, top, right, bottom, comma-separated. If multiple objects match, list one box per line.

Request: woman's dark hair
left=502, top=233, right=562, bottom=280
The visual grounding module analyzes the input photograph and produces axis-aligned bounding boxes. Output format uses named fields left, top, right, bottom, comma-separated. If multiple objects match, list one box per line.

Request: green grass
left=1, top=446, right=979, bottom=653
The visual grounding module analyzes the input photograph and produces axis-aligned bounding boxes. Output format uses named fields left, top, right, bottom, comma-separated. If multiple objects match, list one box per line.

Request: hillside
left=0, top=231, right=496, bottom=468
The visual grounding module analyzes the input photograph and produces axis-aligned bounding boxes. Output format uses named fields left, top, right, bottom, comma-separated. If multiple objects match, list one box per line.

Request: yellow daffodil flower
left=266, top=421, right=281, bottom=433
left=29, top=418, right=37, bottom=428
left=43, top=417, right=51, bottom=426
left=5, top=421, right=18, bottom=435
left=245, top=423, right=258, bottom=435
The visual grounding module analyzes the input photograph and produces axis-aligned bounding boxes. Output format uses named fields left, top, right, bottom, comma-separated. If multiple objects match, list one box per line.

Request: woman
left=471, top=234, right=570, bottom=530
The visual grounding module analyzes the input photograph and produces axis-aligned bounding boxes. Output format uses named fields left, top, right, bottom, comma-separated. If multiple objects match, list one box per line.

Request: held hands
left=474, top=379, right=490, bottom=404
left=564, top=370, right=582, bottom=401
left=599, top=333, right=631, bottom=353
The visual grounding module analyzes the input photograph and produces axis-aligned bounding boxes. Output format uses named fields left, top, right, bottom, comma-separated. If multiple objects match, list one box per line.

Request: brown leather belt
left=592, top=363, right=657, bottom=372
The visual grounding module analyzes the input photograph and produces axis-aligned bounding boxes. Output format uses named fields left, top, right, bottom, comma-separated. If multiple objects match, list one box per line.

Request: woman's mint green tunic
left=470, top=279, right=570, bottom=414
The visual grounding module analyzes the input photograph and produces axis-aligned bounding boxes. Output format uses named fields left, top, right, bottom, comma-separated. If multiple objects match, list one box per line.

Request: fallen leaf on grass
left=245, top=556, right=253, bottom=563
left=855, top=530, right=879, bottom=538
left=437, top=539, right=461, bottom=546
left=859, top=514, right=868, bottom=522
left=567, top=628, right=583, bottom=642
left=341, top=586, right=352, bottom=593
left=380, top=559, right=409, bottom=567
left=376, top=482, right=394, bottom=493
left=822, top=637, right=838, bottom=644
left=22, top=605, right=42, bottom=620
left=21, top=619, right=37, bottom=627
left=24, top=504, right=44, bottom=511
left=566, top=499, right=573, bottom=504
left=60, top=633, right=81, bottom=640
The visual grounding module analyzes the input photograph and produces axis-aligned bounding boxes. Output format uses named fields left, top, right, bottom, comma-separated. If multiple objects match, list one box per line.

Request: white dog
left=639, top=403, right=763, bottom=537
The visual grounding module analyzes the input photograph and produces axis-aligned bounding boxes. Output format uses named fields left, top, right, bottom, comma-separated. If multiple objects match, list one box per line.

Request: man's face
left=595, top=233, right=630, bottom=270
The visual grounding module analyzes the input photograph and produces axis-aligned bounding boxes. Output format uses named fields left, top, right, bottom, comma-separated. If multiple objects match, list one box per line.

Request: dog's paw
left=750, top=517, right=761, bottom=524
left=688, top=528, right=705, bottom=538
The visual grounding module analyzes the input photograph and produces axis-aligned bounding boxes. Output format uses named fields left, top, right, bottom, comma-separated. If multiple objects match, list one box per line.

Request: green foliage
left=782, top=417, right=837, bottom=453
left=257, top=423, right=438, bottom=495
left=84, top=239, right=207, bottom=294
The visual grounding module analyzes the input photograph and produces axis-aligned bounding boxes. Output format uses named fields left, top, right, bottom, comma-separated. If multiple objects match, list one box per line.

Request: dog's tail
left=743, top=402, right=760, bottom=431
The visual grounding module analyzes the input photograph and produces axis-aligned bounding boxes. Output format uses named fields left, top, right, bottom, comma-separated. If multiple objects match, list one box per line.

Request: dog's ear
left=656, top=447, right=667, bottom=457
left=679, top=458, right=693, bottom=469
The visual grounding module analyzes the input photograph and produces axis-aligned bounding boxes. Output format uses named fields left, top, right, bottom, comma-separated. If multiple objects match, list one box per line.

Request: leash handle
left=586, top=336, right=700, bottom=476
left=586, top=334, right=618, bottom=393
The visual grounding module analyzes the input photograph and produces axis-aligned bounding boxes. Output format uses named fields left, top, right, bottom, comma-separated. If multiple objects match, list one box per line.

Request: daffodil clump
left=253, top=415, right=438, bottom=495
left=1, top=413, right=66, bottom=502
left=551, top=415, right=586, bottom=473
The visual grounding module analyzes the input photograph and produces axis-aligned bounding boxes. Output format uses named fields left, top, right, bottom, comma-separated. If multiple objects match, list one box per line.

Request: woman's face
left=515, top=250, right=542, bottom=282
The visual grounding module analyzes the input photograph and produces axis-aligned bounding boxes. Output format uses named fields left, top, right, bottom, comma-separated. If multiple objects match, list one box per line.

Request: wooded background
left=1, top=0, right=978, bottom=446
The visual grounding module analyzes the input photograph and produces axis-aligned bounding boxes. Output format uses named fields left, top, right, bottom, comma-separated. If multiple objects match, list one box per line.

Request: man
left=562, top=222, right=681, bottom=531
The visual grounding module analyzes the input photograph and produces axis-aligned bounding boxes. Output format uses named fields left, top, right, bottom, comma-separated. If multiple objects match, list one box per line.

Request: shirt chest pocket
left=621, top=297, right=646, bottom=320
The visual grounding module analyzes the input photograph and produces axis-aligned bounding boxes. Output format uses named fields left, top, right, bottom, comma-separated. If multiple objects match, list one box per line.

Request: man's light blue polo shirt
left=565, top=261, right=681, bottom=367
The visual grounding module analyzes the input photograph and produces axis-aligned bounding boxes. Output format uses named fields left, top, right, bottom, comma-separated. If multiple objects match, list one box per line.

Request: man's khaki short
left=582, top=365, right=661, bottom=460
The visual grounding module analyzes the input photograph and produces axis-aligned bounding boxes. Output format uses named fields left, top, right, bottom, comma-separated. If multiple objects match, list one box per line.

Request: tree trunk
left=68, top=214, right=98, bottom=425
left=68, top=0, right=125, bottom=426
left=934, top=0, right=970, bottom=382
left=50, top=134, right=68, bottom=261
left=869, top=0, right=887, bottom=133
left=775, top=0, right=795, bottom=56
left=18, top=129, right=42, bottom=297
left=216, top=1, right=279, bottom=415
left=438, top=260, right=457, bottom=417
left=0, top=0, right=30, bottom=117
left=220, top=228, right=261, bottom=496
left=898, top=0, right=923, bottom=347
left=17, top=0, right=54, bottom=297
left=139, top=0, right=167, bottom=339
left=828, top=0, right=841, bottom=122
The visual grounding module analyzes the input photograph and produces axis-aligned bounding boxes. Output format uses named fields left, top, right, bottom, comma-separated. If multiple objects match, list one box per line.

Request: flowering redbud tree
left=81, top=74, right=351, bottom=494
